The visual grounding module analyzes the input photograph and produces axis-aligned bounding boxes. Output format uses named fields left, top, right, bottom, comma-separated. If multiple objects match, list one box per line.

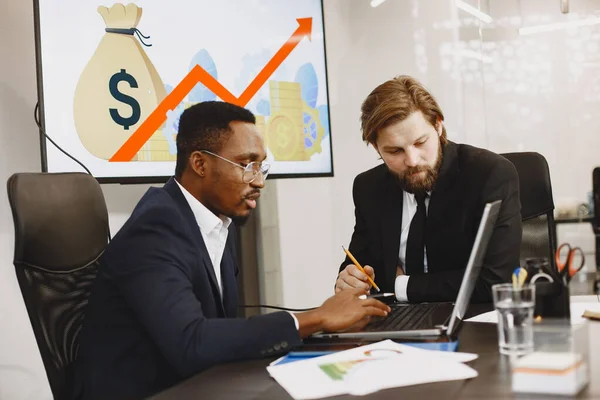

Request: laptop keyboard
left=365, top=303, right=443, bottom=332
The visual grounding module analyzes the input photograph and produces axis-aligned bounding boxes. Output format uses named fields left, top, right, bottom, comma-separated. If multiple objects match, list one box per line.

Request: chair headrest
left=501, top=152, right=554, bottom=221
left=593, top=167, right=600, bottom=229
left=7, top=172, right=109, bottom=272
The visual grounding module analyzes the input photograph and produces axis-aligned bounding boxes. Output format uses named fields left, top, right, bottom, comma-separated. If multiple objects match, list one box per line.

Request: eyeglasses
left=199, top=150, right=270, bottom=183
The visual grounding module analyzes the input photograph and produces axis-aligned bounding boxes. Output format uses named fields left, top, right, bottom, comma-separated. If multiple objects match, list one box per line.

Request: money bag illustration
left=73, top=3, right=166, bottom=161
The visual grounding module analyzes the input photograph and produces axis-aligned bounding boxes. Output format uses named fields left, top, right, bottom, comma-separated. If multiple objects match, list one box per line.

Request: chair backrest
left=7, top=172, right=109, bottom=400
left=593, top=167, right=600, bottom=231
left=593, top=167, right=600, bottom=269
left=501, top=152, right=557, bottom=271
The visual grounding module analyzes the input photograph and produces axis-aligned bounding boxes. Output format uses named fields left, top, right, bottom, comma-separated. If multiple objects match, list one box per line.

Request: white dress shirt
left=176, top=180, right=231, bottom=296
left=175, top=181, right=299, bottom=330
left=395, top=190, right=430, bottom=302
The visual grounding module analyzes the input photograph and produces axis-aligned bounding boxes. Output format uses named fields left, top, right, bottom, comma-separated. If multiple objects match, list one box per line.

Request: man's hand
left=318, top=288, right=390, bottom=332
left=296, top=288, right=390, bottom=337
left=335, top=264, right=375, bottom=292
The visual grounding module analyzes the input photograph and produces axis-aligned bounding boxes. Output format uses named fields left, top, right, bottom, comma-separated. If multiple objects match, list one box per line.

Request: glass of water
left=492, top=283, right=535, bottom=356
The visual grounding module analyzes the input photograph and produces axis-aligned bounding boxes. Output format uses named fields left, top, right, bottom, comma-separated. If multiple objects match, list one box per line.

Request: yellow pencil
left=342, top=246, right=381, bottom=293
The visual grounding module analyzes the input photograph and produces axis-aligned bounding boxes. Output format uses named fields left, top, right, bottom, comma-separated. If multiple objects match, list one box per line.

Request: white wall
left=0, top=1, right=51, bottom=398
left=0, top=2, right=153, bottom=398
left=272, top=0, right=600, bottom=308
left=480, top=0, right=600, bottom=262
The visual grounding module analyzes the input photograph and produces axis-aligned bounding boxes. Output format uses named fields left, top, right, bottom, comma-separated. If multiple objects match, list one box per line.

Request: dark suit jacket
left=72, top=178, right=301, bottom=399
left=339, top=141, right=522, bottom=303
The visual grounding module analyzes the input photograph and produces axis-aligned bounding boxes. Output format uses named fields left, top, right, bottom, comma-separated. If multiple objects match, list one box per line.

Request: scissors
left=555, top=243, right=585, bottom=282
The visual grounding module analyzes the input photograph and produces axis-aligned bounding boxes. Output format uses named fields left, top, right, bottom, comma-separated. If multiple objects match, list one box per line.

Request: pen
left=512, top=267, right=528, bottom=289
left=358, top=293, right=394, bottom=300
left=342, top=246, right=381, bottom=292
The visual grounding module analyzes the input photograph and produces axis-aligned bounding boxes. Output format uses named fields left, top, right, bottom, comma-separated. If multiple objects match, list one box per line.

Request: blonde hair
left=360, top=75, right=447, bottom=146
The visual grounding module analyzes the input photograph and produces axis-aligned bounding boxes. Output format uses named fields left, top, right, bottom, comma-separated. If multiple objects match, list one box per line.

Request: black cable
left=34, top=102, right=92, bottom=175
left=238, top=304, right=317, bottom=312
left=34, top=103, right=112, bottom=242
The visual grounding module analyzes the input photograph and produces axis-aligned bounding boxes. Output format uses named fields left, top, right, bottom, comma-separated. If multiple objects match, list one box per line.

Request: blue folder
left=272, top=341, right=459, bottom=365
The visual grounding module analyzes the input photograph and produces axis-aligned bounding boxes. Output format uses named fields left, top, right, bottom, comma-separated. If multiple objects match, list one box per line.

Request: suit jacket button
left=281, top=341, right=288, bottom=348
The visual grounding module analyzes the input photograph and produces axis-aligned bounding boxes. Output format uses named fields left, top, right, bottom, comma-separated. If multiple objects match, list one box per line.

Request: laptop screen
left=446, top=200, right=502, bottom=335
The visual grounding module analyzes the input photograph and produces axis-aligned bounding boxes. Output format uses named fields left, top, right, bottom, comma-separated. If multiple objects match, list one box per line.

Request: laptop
left=311, top=199, right=502, bottom=341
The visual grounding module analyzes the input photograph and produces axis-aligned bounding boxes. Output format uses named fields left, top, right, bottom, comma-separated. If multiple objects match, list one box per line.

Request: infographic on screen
left=36, top=1, right=331, bottom=180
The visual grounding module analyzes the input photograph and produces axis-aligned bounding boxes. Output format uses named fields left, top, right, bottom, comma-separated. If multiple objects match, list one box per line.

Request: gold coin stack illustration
left=255, top=115, right=266, bottom=140
left=136, top=126, right=177, bottom=161
left=266, top=81, right=305, bottom=161
left=136, top=101, right=197, bottom=162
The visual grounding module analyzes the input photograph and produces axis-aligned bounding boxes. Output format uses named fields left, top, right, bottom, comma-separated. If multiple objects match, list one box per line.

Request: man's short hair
left=175, top=101, right=255, bottom=178
left=360, top=75, right=447, bottom=146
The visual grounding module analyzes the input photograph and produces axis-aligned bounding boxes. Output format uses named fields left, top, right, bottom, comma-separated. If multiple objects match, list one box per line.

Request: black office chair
left=592, top=167, right=600, bottom=294
left=7, top=172, right=110, bottom=400
left=501, top=152, right=558, bottom=271
left=593, top=167, right=600, bottom=268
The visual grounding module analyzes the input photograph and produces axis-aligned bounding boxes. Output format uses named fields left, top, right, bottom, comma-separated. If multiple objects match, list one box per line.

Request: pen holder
left=532, top=280, right=570, bottom=319
left=524, top=258, right=570, bottom=320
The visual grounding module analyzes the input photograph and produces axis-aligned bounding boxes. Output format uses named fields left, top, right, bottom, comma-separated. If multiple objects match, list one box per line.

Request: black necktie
left=406, top=192, right=427, bottom=275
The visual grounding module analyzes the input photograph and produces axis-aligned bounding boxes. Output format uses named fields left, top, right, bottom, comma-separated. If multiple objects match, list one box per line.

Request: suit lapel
left=426, top=142, right=460, bottom=272
left=381, top=173, right=404, bottom=290
left=164, top=178, right=225, bottom=315
left=200, top=258, right=226, bottom=316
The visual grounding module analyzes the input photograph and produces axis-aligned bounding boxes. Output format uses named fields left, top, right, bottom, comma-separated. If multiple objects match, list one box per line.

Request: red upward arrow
left=110, top=17, right=313, bottom=162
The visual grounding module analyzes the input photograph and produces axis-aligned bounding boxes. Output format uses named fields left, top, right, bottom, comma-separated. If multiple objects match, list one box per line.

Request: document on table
left=266, top=340, right=478, bottom=400
left=269, top=341, right=460, bottom=367
left=465, top=302, right=600, bottom=325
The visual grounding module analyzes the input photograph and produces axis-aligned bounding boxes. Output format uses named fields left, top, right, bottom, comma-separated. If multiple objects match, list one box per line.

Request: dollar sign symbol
left=109, top=69, right=141, bottom=130
left=276, top=120, right=290, bottom=148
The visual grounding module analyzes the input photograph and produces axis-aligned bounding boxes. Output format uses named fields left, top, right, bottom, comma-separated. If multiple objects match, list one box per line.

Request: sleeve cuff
left=395, top=275, right=410, bottom=302
left=287, top=311, right=299, bottom=330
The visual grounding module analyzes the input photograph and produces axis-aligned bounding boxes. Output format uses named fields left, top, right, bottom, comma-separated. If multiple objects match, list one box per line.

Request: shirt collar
left=404, top=190, right=431, bottom=204
left=175, top=179, right=232, bottom=233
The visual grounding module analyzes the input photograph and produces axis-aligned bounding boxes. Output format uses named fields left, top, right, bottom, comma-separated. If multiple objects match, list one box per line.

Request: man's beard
left=393, top=141, right=443, bottom=194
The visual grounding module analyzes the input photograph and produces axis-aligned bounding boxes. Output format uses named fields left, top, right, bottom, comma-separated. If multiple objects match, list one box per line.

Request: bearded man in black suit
left=335, top=76, right=522, bottom=303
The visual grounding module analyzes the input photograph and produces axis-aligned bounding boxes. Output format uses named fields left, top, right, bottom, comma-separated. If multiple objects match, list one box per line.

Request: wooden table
left=152, top=300, right=600, bottom=399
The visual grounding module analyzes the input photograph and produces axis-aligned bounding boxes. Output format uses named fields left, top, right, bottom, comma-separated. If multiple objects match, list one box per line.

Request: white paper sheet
left=465, top=302, right=600, bottom=325
left=464, top=311, right=499, bottom=323
left=267, top=340, right=478, bottom=399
